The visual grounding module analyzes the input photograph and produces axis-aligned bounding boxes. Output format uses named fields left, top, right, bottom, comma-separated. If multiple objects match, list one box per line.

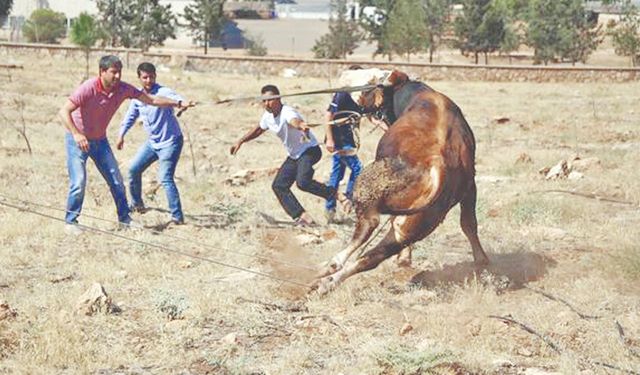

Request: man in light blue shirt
left=117, top=62, right=194, bottom=225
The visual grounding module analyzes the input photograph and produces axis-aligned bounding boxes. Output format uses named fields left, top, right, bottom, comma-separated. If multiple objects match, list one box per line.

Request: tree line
left=5, top=0, right=640, bottom=66
left=7, top=0, right=265, bottom=55
left=315, top=0, right=640, bottom=66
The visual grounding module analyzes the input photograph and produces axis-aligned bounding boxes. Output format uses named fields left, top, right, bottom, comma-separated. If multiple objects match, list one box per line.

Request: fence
left=1, top=42, right=638, bottom=83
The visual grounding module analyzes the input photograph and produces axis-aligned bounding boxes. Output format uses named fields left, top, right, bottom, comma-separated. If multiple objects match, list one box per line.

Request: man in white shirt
left=230, top=84, right=349, bottom=226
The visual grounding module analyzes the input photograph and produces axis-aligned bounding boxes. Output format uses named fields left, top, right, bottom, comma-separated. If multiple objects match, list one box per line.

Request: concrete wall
left=2, top=42, right=639, bottom=83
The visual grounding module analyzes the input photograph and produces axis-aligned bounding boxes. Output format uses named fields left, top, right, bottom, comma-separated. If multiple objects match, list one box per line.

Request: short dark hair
left=348, top=64, right=363, bottom=70
left=137, top=62, right=156, bottom=77
left=261, top=84, right=280, bottom=95
left=99, top=55, right=122, bottom=72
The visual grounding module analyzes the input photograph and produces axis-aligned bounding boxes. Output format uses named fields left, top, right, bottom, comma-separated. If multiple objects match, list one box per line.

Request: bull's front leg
left=315, top=212, right=380, bottom=279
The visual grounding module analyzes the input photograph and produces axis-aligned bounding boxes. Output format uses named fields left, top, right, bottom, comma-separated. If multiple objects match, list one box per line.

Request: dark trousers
left=272, top=146, right=335, bottom=219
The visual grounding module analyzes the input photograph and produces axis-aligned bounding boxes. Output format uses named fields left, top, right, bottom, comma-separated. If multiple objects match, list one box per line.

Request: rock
left=320, top=229, right=338, bottom=241
left=517, top=347, right=534, bottom=357
left=523, top=368, right=563, bottom=375
left=221, top=332, right=241, bottom=345
left=0, top=300, right=17, bottom=321
left=516, top=153, right=533, bottom=164
left=414, top=290, right=437, bottom=304
left=569, top=157, right=600, bottom=172
left=295, top=233, right=322, bottom=246
left=282, top=68, right=297, bottom=78
left=492, top=116, right=511, bottom=124
left=540, top=226, right=568, bottom=240
left=399, top=323, right=413, bottom=335
left=568, top=171, right=584, bottom=180
left=180, top=261, right=194, bottom=269
left=224, top=167, right=279, bottom=186
left=545, top=160, right=569, bottom=180
left=467, top=318, right=482, bottom=336
left=493, top=359, right=515, bottom=368
left=76, top=283, right=118, bottom=316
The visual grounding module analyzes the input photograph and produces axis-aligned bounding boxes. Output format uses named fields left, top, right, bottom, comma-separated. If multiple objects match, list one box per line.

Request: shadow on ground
left=409, top=251, right=557, bottom=290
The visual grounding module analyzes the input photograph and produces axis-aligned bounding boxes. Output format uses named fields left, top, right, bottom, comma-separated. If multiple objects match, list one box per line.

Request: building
left=2, top=0, right=97, bottom=41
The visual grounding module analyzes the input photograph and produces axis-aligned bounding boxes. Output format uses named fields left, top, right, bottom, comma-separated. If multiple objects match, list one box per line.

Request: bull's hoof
left=310, top=276, right=337, bottom=296
left=316, top=276, right=335, bottom=296
left=315, top=259, right=343, bottom=279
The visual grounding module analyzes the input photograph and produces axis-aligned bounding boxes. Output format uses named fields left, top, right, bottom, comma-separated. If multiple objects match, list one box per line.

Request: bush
left=245, top=33, right=267, bottom=56
left=22, top=8, right=66, bottom=44
left=374, top=344, right=452, bottom=374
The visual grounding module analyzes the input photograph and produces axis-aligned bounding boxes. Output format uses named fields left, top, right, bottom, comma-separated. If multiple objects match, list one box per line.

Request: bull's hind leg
left=460, top=182, right=489, bottom=266
left=315, top=210, right=380, bottom=279
left=315, top=210, right=444, bottom=295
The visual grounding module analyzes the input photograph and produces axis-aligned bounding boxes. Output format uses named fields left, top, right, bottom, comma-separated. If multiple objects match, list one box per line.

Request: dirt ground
left=0, top=53, right=639, bottom=374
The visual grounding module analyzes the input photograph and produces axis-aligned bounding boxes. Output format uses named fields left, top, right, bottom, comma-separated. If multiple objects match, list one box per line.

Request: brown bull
left=314, top=70, right=489, bottom=295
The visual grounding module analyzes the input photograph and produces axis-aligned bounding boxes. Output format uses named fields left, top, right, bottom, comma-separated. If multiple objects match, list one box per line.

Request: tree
left=70, top=12, right=103, bottom=79
left=22, top=8, right=66, bottom=44
left=499, top=22, right=520, bottom=63
left=454, top=0, right=506, bottom=64
left=423, top=0, right=452, bottom=62
left=525, top=0, right=602, bottom=65
left=183, top=0, right=226, bottom=55
left=129, top=0, right=176, bottom=51
left=558, top=0, right=603, bottom=65
left=608, top=0, right=640, bottom=66
left=524, top=0, right=562, bottom=64
left=94, top=0, right=133, bottom=47
left=493, top=0, right=522, bottom=63
left=312, top=0, right=362, bottom=59
left=94, top=0, right=176, bottom=50
left=383, top=0, right=428, bottom=61
left=0, top=0, right=13, bottom=19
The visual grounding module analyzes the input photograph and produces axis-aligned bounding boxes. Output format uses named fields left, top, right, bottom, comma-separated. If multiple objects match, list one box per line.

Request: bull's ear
left=384, top=70, right=409, bottom=87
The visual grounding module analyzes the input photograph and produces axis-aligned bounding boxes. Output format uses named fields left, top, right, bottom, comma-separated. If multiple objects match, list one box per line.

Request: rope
left=356, top=216, right=392, bottom=259
left=210, top=84, right=378, bottom=105
left=0, top=193, right=318, bottom=272
left=0, top=196, right=312, bottom=288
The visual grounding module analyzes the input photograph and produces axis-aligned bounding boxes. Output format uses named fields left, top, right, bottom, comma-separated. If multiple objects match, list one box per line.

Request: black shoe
left=130, top=205, right=148, bottom=214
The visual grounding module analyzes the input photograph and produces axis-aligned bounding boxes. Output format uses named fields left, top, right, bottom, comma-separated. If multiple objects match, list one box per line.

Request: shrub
left=245, top=33, right=267, bottom=56
left=22, top=8, right=66, bottom=44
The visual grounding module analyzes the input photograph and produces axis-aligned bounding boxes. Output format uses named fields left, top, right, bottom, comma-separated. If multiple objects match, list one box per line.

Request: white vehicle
left=361, top=5, right=385, bottom=25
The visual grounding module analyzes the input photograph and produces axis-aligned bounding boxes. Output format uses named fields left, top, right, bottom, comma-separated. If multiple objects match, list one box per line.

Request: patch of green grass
left=509, top=197, right=560, bottom=226
left=613, top=244, right=640, bottom=280
left=374, top=344, right=452, bottom=374
left=153, top=289, right=189, bottom=320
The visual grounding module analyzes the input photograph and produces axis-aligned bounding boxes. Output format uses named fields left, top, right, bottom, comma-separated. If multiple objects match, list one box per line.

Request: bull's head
left=358, top=70, right=410, bottom=126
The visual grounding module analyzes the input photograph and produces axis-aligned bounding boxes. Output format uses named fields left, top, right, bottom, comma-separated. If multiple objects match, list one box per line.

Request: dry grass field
left=0, top=54, right=639, bottom=374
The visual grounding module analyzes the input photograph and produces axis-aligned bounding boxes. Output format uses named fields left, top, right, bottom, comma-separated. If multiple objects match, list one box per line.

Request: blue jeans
left=325, top=153, right=362, bottom=211
left=129, top=136, right=184, bottom=222
left=65, top=133, right=131, bottom=224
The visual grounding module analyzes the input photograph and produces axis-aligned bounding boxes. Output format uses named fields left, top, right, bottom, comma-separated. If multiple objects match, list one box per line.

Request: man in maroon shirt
left=58, top=55, right=193, bottom=233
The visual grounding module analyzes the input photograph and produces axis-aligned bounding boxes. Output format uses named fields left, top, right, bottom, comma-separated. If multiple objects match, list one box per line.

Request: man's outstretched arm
left=230, top=125, right=266, bottom=155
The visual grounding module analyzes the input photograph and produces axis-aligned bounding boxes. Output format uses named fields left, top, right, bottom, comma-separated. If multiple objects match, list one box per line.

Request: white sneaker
left=119, top=220, right=144, bottom=231
left=64, top=223, right=84, bottom=236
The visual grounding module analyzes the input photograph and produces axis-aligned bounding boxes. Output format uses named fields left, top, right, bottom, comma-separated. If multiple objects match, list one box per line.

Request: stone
left=399, top=323, right=413, bottom=335
left=0, top=300, right=17, bottom=321
left=76, top=283, right=118, bottom=316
